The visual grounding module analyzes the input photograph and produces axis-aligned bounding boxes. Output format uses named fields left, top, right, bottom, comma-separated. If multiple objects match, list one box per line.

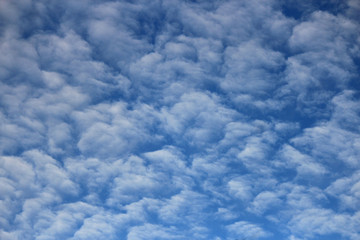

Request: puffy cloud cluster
left=1, top=0, right=360, bottom=239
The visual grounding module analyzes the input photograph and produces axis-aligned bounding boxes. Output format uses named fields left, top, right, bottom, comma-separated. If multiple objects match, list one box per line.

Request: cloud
left=280, top=10, right=359, bottom=116
left=159, top=91, right=237, bottom=148
left=288, top=208, right=360, bottom=240
left=159, top=190, right=210, bottom=224
left=247, top=191, right=282, bottom=215
left=144, top=147, right=188, bottom=175
left=0, top=0, right=359, bottom=239
left=221, top=40, right=285, bottom=95
left=71, top=212, right=118, bottom=240
left=228, top=176, right=254, bottom=202
left=326, top=170, right=360, bottom=210
left=274, top=144, right=328, bottom=178
left=226, top=221, right=271, bottom=239
left=0, top=150, right=81, bottom=239
left=290, top=94, right=360, bottom=168
left=73, top=102, right=162, bottom=158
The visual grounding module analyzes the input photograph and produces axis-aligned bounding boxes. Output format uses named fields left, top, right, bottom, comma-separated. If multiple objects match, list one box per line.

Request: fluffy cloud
left=226, top=221, right=271, bottom=239
left=1, top=0, right=359, bottom=239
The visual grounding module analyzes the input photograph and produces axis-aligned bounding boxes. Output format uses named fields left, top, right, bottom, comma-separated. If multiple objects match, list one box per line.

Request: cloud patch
left=0, top=0, right=359, bottom=239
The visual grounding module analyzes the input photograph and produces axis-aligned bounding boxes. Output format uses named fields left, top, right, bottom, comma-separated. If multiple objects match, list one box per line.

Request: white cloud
left=236, top=130, right=278, bottom=175
left=159, top=91, right=237, bottom=148
left=288, top=208, right=360, bottom=240
left=159, top=190, right=210, bottom=224
left=226, top=221, right=270, bottom=239
left=228, top=177, right=254, bottom=202
left=291, top=122, right=360, bottom=169
left=248, top=191, right=282, bottom=215
left=222, top=40, right=285, bottom=94
left=73, top=102, right=161, bottom=158
left=326, top=170, right=360, bottom=210
left=71, top=213, right=117, bottom=240
left=0, top=151, right=81, bottom=239
left=145, top=147, right=186, bottom=169
left=283, top=184, right=326, bottom=210
left=275, top=144, right=328, bottom=178
left=289, top=11, right=357, bottom=53
left=0, top=0, right=359, bottom=239
left=23, top=150, right=79, bottom=196
left=215, top=207, right=238, bottom=221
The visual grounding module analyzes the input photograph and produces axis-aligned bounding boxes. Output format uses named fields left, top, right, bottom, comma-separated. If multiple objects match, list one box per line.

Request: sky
left=0, top=0, right=360, bottom=239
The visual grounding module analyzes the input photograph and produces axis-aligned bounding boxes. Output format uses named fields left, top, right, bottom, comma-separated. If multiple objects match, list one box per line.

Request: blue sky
left=0, top=0, right=360, bottom=239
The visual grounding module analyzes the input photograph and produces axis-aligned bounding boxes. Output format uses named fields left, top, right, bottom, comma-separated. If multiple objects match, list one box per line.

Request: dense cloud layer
left=1, top=0, right=359, bottom=239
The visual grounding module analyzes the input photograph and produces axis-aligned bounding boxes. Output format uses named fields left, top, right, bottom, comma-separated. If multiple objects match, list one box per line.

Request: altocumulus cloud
left=0, top=0, right=360, bottom=239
